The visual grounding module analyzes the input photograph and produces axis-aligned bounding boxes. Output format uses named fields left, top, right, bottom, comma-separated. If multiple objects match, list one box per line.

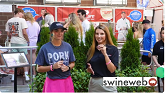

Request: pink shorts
left=43, top=76, right=74, bottom=92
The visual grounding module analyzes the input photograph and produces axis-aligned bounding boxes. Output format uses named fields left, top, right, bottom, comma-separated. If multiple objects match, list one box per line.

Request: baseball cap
left=49, top=22, right=67, bottom=31
left=142, top=20, right=150, bottom=24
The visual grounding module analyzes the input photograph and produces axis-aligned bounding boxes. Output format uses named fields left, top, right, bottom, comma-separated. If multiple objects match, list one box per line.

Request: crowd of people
left=0, top=8, right=164, bottom=92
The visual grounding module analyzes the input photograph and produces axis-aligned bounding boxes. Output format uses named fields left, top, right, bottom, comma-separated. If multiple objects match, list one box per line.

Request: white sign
left=144, top=10, right=153, bottom=16
left=0, top=5, right=12, bottom=12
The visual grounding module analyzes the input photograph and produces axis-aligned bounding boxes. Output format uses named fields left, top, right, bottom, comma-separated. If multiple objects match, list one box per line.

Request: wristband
left=27, top=42, right=30, bottom=44
left=50, top=65, right=53, bottom=71
left=106, top=60, right=111, bottom=65
left=68, top=66, right=70, bottom=71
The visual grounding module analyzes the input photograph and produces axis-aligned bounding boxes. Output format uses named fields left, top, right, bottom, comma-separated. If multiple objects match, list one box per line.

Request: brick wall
left=0, top=5, right=16, bottom=46
left=127, top=0, right=136, bottom=7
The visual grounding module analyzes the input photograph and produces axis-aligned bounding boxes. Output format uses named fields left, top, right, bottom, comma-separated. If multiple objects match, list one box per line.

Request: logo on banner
left=22, top=7, right=38, bottom=17
left=128, top=10, right=142, bottom=21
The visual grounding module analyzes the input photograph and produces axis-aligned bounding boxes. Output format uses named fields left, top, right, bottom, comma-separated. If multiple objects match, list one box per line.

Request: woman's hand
left=61, top=64, right=69, bottom=72
left=97, top=44, right=107, bottom=56
left=87, top=63, right=94, bottom=75
left=53, top=61, right=63, bottom=69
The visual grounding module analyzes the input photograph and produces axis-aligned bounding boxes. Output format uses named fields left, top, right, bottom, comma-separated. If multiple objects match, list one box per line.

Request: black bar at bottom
left=14, top=68, right=17, bottom=92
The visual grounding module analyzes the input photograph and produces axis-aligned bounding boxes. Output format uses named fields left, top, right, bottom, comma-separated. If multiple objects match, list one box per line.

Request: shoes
left=11, top=74, right=14, bottom=82
left=33, top=75, right=35, bottom=79
left=25, top=74, right=30, bottom=81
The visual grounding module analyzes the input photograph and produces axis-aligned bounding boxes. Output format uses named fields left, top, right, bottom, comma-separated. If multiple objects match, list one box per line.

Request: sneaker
left=33, top=75, right=35, bottom=79
left=11, top=75, right=14, bottom=82
left=25, top=75, right=30, bottom=81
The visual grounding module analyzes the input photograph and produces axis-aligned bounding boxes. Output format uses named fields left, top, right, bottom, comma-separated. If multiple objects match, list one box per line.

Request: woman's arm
left=37, top=65, right=51, bottom=72
left=104, top=54, right=116, bottom=73
left=152, top=55, right=161, bottom=67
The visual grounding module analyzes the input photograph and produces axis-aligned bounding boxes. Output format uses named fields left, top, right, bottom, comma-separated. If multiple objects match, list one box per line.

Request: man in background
left=5, top=8, right=30, bottom=81
left=142, top=19, right=156, bottom=65
left=77, top=9, right=90, bottom=43
left=116, top=11, right=130, bottom=41
left=36, top=9, right=47, bottom=27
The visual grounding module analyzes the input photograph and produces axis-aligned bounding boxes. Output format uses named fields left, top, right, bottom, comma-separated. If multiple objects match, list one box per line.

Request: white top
left=5, top=17, right=28, bottom=44
left=116, top=18, right=130, bottom=32
left=138, top=38, right=143, bottom=43
left=82, top=19, right=90, bottom=43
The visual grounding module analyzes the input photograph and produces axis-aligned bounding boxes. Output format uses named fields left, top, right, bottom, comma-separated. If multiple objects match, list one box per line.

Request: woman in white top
left=64, top=13, right=83, bottom=42
left=133, top=22, right=143, bottom=43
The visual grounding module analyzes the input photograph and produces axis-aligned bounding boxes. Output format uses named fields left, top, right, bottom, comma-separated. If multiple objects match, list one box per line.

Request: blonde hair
left=69, top=13, right=83, bottom=37
left=86, top=24, right=114, bottom=62
left=24, top=12, right=35, bottom=25
left=138, top=23, right=143, bottom=35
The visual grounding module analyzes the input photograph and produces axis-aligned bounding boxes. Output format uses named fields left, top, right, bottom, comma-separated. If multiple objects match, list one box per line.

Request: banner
left=115, top=9, right=144, bottom=39
left=18, top=6, right=55, bottom=20
left=57, top=7, right=112, bottom=22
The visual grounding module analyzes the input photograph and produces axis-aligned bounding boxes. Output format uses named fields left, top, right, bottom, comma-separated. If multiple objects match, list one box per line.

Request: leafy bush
left=37, top=27, right=50, bottom=54
left=109, top=26, right=118, bottom=46
left=29, top=73, right=46, bottom=92
left=71, top=68, right=90, bottom=92
left=120, top=28, right=141, bottom=70
left=116, top=28, right=155, bottom=92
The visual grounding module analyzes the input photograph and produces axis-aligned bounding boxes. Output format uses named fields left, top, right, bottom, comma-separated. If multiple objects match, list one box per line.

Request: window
left=96, top=0, right=127, bottom=6
left=0, top=0, right=27, bottom=4
left=44, top=0, right=81, bottom=4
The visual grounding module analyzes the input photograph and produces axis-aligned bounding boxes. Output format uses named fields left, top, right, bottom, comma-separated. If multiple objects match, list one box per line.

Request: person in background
left=152, top=27, right=164, bottom=91
left=42, top=13, right=54, bottom=27
left=64, top=13, right=83, bottom=43
left=37, top=13, right=54, bottom=43
left=5, top=8, right=30, bottom=81
left=133, top=22, right=143, bottom=43
left=86, top=24, right=118, bottom=92
left=24, top=12, right=40, bottom=78
left=116, top=11, right=130, bottom=41
left=142, top=20, right=156, bottom=65
left=77, top=9, right=90, bottom=43
left=36, top=9, right=47, bottom=27
left=35, top=22, right=75, bottom=92
left=0, top=50, right=14, bottom=74
left=158, top=20, right=164, bottom=40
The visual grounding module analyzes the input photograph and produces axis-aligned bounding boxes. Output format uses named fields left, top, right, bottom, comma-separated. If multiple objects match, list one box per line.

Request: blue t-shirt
left=143, top=28, right=156, bottom=56
left=35, top=41, right=76, bottom=79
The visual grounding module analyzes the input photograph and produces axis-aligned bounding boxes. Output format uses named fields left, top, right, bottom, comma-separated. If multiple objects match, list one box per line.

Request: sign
left=0, top=5, right=12, bottom=12
left=22, top=7, right=38, bottom=17
left=100, top=8, right=113, bottom=20
left=57, top=7, right=112, bottom=22
left=115, top=9, right=144, bottom=39
left=128, top=10, right=142, bottom=21
left=18, top=6, right=55, bottom=20
left=1, top=52, right=29, bottom=68
left=144, top=10, right=153, bottom=16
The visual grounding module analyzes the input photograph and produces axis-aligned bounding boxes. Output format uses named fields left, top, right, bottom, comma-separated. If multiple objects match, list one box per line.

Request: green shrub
left=37, top=27, right=50, bottom=54
left=109, top=26, right=117, bottom=46
left=120, top=28, right=141, bottom=70
left=71, top=68, right=90, bottom=92
left=85, top=24, right=95, bottom=53
left=116, top=28, right=155, bottom=92
left=29, top=73, right=46, bottom=92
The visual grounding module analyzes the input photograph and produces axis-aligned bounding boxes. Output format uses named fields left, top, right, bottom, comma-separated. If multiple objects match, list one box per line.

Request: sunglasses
left=96, top=25, right=105, bottom=30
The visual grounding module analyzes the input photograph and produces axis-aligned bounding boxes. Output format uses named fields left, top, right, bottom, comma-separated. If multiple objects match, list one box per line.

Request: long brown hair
left=86, top=24, right=114, bottom=62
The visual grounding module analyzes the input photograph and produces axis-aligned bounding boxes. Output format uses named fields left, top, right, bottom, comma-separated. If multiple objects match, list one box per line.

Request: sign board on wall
left=115, top=9, right=144, bottom=39
left=57, top=7, right=112, bottom=22
left=0, top=5, right=12, bottom=12
left=18, top=6, right=55, bottom=20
